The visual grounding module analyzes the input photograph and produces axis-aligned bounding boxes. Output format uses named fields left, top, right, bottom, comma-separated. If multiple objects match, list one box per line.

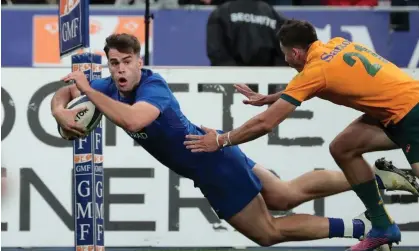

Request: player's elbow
left=261, top=123, right=273, bottom=134
left=124, top=121, right=143, bottom=133
left=122, top=115, right=144, bottom=132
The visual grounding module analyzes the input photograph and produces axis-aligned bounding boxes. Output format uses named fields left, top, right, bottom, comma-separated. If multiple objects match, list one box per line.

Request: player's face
left=280, top=43, right=305, bottom=72
left=107, top=48, right=143, bottom=93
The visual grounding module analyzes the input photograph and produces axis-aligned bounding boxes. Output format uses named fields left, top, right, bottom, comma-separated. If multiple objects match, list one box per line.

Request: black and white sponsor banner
left=1, top=67, right=418, bottom=247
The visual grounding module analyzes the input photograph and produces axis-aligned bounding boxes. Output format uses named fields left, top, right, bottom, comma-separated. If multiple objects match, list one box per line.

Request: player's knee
left=264, top=182, right=306, bottom=211
left=280, top=199, right=300, bottom=211
left=330, top=139, right=367, bottom=162
left=330, top=131, right=372, bottom=160
left=267, top=201, right=293, bottom=211
left=264, top=194, right=298, bottom=211
left=253, top=229, right=284, bottom=247
left=329, top=137, right=352, bottom=160
left=263, top=192, right=289, bottom=211
left=253, top=235, right=275, bottom=247
left=262, top=185, right=297, bottom=211
left=255, top=221, right=288, bottom=246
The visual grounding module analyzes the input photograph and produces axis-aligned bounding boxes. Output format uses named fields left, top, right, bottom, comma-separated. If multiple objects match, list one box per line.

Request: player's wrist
left=82, top=85, right=95, bottom=95
left=262, top=95, right=271, bottom=105
left=216, top=133, right=232, bottom=148
left=266, top=92, right=281, bottom=104
left=216, top=134, right=223, bottom=148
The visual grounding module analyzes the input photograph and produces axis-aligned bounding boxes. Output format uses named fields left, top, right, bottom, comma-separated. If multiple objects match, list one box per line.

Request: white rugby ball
left=58, top=95, right=103, bottom=140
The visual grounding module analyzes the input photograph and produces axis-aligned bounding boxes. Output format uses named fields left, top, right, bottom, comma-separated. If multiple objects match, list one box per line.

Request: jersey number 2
left=343, top=52, right=382, bottom=77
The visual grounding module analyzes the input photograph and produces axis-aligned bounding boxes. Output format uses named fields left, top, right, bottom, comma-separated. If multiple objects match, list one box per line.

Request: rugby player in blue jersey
left=51, top=33, right=419, bottom=247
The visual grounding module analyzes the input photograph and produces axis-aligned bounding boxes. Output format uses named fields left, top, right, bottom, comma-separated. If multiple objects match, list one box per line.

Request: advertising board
left=1, top=67, right=418, bottom=247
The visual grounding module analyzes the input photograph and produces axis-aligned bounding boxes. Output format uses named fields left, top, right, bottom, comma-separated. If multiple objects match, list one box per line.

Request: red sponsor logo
left=76, top=245, right=94, bottom=251
left=60, top=0, right=81, bottom=16
left=74, top=154, right=92, bottom=164
left=94, top=155, right=104, bottom=164
left=33, top=16, right=150, bottom=66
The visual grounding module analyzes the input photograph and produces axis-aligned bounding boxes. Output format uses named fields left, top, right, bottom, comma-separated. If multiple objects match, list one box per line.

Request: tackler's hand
left=234, top=84, right=267, bottom=106
left=184, top=125, right=221, bottom=153
left=62, top=71, right=91, bottom=93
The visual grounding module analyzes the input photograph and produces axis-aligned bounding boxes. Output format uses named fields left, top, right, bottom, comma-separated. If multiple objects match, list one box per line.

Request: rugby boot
left=353, top=211, right=392, bottom=251
left=374, top=158, right=419, bottom=196
left=346, top=223, right=401, bottom=251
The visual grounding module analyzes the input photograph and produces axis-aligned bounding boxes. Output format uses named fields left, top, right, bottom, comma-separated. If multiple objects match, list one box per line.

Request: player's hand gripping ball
left=62, top=71, right=92, bottom=94
left=56, top=95, right=103, bottom=140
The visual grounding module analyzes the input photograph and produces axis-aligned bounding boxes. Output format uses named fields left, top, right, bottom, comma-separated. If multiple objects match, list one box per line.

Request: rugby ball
left=58, top=95, right=103, bottom=140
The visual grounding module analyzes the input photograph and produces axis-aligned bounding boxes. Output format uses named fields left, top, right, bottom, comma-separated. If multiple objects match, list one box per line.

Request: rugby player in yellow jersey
left=184, top=19, right=419, bottom=251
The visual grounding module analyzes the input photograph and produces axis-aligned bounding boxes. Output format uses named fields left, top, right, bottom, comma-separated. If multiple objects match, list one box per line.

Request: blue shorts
left=193, top=145, right=261, bottom=221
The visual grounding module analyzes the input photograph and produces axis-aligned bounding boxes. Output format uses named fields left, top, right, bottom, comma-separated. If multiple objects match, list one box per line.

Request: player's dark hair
left=276, top=19, right=318, bottom=50
left=104, top=33, right=141, bottom=58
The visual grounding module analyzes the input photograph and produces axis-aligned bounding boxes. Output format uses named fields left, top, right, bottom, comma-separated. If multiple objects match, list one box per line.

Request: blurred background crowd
left=2, top=0, right=418, bottom=7
left=3, top=0, right=416, bottom=68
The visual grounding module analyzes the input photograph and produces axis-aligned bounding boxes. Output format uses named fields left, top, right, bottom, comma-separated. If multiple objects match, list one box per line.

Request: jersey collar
left=306, top=40, right=322, bottom=63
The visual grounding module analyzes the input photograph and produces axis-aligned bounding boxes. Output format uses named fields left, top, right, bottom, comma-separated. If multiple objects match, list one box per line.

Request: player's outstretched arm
left=185, top=67, right=324, bottom=152
left=234, top=84, right=283, bottom=106
left=62, top=71, right=160, bottom=132
left=264, top=92, right=283, bottom=105
left=83, top=87, right=160, bottom=132
left=184, top=98, right=296, bottom=152
left=218, top=98, right=296, bottom=146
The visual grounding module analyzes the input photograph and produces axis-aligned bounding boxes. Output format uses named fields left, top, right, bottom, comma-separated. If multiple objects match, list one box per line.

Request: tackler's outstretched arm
left=218, top=98, right=297, bottom=147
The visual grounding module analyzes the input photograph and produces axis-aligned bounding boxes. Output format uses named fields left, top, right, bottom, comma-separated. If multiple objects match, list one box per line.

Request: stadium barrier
left=1, top=67, right=418, bottom=249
